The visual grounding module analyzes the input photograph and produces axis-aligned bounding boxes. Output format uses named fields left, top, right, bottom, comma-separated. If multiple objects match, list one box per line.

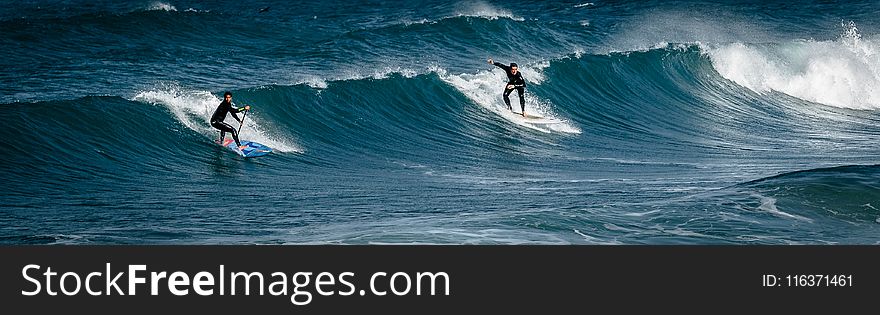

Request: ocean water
left=2, top=0, right=880, bottom=244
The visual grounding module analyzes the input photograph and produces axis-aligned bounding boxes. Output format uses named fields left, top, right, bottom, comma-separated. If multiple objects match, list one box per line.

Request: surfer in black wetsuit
left=211, top=91, right=250, bottom=150
left=488, top=58, right=527, bottom=116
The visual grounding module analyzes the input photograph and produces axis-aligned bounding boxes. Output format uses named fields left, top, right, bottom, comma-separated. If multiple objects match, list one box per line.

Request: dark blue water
left=2, top=0, right=880, bottom=244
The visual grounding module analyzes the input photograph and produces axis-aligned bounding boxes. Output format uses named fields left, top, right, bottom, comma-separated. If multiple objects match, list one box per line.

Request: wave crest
left=453, top=1, right=524, bottom=21
left=146, top=1, right=177, bottom=12
left=707, top=22, right=880, bottom=110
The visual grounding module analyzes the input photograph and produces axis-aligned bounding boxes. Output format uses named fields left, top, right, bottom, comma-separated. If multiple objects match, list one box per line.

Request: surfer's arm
left=228, top=104, right=242, bottom=122
left=231, top=105, right=250, bottom=122
left=492, top=62, right=509, bottom=71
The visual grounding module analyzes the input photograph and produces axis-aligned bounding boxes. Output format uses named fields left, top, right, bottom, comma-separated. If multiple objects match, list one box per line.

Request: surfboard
left=513, top=112, right=563, bottom=125
left=217, top=139, right=272, bottom=158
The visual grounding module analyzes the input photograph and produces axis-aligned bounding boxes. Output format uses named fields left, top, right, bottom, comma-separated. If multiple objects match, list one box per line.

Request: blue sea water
left=2, top=0, right=880, bottom=244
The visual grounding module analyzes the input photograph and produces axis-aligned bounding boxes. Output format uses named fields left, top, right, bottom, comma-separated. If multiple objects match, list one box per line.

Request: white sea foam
left=132, top=86, right=301, bottom=153
left=755, top=195, right=813, bottom=222
left=146, top=1, right=177, bottom=12
left=299, top=75, right=329, bottom=89
left=453, top=1, right=524, bottom=21
left=707, top=22, right=880, bottom=110
left=391, top=1, right=525, bottom=29
left=371, top=66, right=421, bottom=79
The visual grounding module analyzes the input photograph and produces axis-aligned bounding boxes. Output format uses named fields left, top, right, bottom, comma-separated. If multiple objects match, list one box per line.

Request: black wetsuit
left=210, top=100, right=246, bottom=147
left=492, top=62, right=526, bottom=113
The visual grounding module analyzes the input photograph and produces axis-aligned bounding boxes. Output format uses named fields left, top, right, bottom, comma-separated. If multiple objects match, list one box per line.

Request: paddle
left=237, top=107, right=249, bottom=134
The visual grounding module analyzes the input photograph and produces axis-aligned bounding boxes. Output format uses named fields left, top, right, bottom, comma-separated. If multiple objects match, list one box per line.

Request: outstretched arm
left=487, top=58, right=509, bottom=71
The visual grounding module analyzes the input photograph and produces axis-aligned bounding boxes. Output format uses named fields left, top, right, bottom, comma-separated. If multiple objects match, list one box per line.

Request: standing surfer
left=488, top=58, right=527, bottom=116
left=211, top=91, right=250, bottom=150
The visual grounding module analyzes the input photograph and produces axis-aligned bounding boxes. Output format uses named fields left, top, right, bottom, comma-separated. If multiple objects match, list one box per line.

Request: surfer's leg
left=214, top=121, right=241, bottom=146
left=232, top=131, right=241, bottom=147
left=225, top=123, right=242, bottom=147
left=517, top=87, right=525, bottom=115
left=503, top=87, right=513, bottom=111
left=211, top=121, right=226, bottom=142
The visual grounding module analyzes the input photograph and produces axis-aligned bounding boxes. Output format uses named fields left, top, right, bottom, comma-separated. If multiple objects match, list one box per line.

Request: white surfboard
left=513, top=112, right=563, bottom=125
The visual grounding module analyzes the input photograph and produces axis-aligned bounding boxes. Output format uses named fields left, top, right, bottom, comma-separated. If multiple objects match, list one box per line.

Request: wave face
left=3, top=0, right=880, bottom=244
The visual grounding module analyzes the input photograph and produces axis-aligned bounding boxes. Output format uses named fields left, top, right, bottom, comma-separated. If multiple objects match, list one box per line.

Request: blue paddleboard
left=218, top=139, right=272, bottom=158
